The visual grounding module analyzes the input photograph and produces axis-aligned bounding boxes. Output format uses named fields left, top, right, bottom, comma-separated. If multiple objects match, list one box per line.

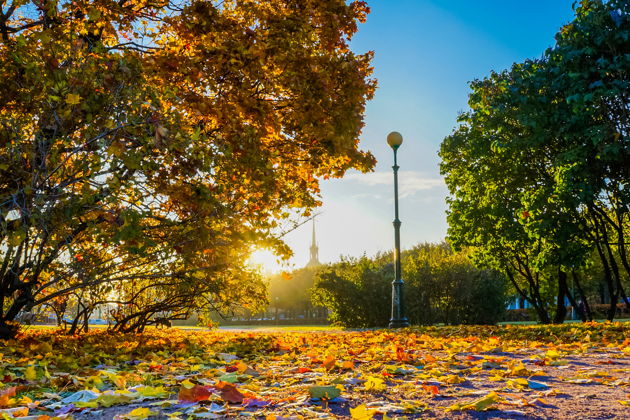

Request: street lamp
left=387, top=131, right=410, bottom=328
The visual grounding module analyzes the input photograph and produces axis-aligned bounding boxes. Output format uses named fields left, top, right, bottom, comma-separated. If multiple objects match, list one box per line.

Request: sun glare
left=247, top=249, right=288, bottom=275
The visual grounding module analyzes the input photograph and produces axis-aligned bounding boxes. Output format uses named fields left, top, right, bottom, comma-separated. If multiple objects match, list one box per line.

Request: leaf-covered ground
left=0, top=323, right=628, bottom=419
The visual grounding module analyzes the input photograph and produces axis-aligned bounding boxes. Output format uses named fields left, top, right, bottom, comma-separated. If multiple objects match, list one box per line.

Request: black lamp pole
left=387, top=132, right=409, bottom=328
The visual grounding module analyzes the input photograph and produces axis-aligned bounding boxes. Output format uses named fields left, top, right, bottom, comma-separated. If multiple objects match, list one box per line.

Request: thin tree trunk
left=506, top=270, right=550, bottom=323
left=553, top=270, right=568, bottom=324
left=571, top=271, right=592, bottom=321
left=594, top=241, right=618, bottom=320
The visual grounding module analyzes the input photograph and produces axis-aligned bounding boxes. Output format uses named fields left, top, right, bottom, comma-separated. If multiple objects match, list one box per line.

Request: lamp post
left=387, top=131, right=410, bottom=328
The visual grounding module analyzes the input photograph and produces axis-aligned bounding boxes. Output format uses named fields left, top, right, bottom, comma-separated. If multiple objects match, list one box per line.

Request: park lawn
left=0, top=323, right=627, bottom=419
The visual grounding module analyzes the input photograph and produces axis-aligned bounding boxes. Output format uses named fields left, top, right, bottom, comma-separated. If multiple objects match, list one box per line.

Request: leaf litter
left=0, top=322, right=627, bottom=419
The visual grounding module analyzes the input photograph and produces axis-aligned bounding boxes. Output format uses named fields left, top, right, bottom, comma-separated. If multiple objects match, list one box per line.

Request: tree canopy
left=440, top=0, right=629, bottom=323
left=0, top=0, right=376, bottom=337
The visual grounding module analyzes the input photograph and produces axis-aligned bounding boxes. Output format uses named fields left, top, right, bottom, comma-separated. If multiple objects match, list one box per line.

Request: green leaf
left=308, top=385, right=341, bottom=400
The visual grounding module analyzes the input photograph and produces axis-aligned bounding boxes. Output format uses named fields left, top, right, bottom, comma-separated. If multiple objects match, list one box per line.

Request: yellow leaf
left=65, top=93, right=81, bottom=105
left=24, top=365, right=37, bottom=381
left=235, top=361, right=248, bottom=374
left=402, top=401, right=427, bottom=413
left=545, top=349, right=561, bottom=360
left=445, top=374, right=465, bottom=384
left=509, top=362, right=532, bottom=376
left=364, top=376, right=386, bottom=392
left=448, top=391, right=502, bottom=411
left=74, top=401, right=99, bottom=408
left=103, top=371, right=126, bottom=389
left=17, top=395, right=32, bottom=405
left=506, top=378, right=528, bottom=389
left=123, top=407, right=157, bottom=419
left=136, top=386, right=170, bottom=399
left=180, top=379, right=195, bottom=389
left=94, top=391, right=134, bottom=407
left=350, top=404, right=376, bottom=420
left=86, top=374, right=105, bottom=389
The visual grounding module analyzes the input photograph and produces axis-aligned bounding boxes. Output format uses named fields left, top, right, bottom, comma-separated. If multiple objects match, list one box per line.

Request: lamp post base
left=388, top=318, right=410, bottom=329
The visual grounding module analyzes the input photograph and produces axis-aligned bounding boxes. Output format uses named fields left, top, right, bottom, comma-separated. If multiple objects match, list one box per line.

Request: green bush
left=311, top=256, right=391, bottom=328
left=311, top=243, right=509, bottom=327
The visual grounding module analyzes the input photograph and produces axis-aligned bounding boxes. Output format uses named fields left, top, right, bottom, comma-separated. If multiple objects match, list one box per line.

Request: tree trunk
left=0, top=320, right=19, bottom=339
left=571, top=271, right=592, bottom=321
left=553, top=270, right=568, bottom=324
left=564, top=277, right=585, bottom=322
left=594, top=242, right=619, bottom=321
left=505, top=269, right=551, bottom=324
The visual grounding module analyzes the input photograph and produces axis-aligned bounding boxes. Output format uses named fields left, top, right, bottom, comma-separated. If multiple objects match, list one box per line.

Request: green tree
left=544, top=0, right=630, bottom=319
left=440, top=0, right=629, bottom=322
left=440, top=70, right=560, bottom=323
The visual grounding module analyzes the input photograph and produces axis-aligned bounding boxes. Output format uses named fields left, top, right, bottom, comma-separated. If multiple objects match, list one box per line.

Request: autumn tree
left=0, top=0, right=375, bottom=337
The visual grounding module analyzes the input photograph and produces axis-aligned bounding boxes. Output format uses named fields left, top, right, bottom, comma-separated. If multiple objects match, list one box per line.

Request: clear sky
left=252, top=0, right=577, bottom=272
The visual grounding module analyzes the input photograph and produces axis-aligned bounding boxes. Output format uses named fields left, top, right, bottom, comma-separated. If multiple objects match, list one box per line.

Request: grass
left=217, top=324, right=340, bottom=331
left=18, top=319, right=629, bottom=335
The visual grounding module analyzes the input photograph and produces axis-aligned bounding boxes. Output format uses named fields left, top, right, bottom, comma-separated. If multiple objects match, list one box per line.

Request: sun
left=246, top=248, right=288, bottom=275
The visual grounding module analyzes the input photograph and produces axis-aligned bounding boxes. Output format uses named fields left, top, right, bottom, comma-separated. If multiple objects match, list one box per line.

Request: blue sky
left=256, top=0, right=577, bottom=271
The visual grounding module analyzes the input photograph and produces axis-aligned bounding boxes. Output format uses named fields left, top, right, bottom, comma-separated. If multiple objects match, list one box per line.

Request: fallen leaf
left=527, top=379, right=549, bottom=390
left=445, top=375, right=465, bottom=384
left=178, top=385, right=212, bottom=402
left=364, top=376, right=386, bottom=392
left=117, top=407, right=157, bottom=420
left=422, top=384, right=439, bottom=395
left=136, top=386, right=170, bottom=399
left=322, top=355, right=336, bottom=370
left=0, top=387, right=17, bottom=408
left=448, top=391, right=502, bottom=411
left=509, top=362, right=533, bottom=377
left=309, top=385, right=341, bottom=400
left=350, top=404, right=376, bottom=419
left=341, top=361, right=355, bottom=370
left=24, top=366, right=37, bottom=381
left=215, top=381, right=244, bottom=404
left=242, top=397, right=271, bottom=408
left=0, top=406, right=28, bottom=417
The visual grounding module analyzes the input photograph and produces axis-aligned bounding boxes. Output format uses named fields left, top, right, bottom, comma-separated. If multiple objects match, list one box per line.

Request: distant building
left=305, top=218, right=320, bottom=268
left=507, top=296, right=530, bottom=310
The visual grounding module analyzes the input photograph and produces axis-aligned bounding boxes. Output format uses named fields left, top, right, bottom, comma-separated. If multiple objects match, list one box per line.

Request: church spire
left=306, top=217, right=320, bottom=267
